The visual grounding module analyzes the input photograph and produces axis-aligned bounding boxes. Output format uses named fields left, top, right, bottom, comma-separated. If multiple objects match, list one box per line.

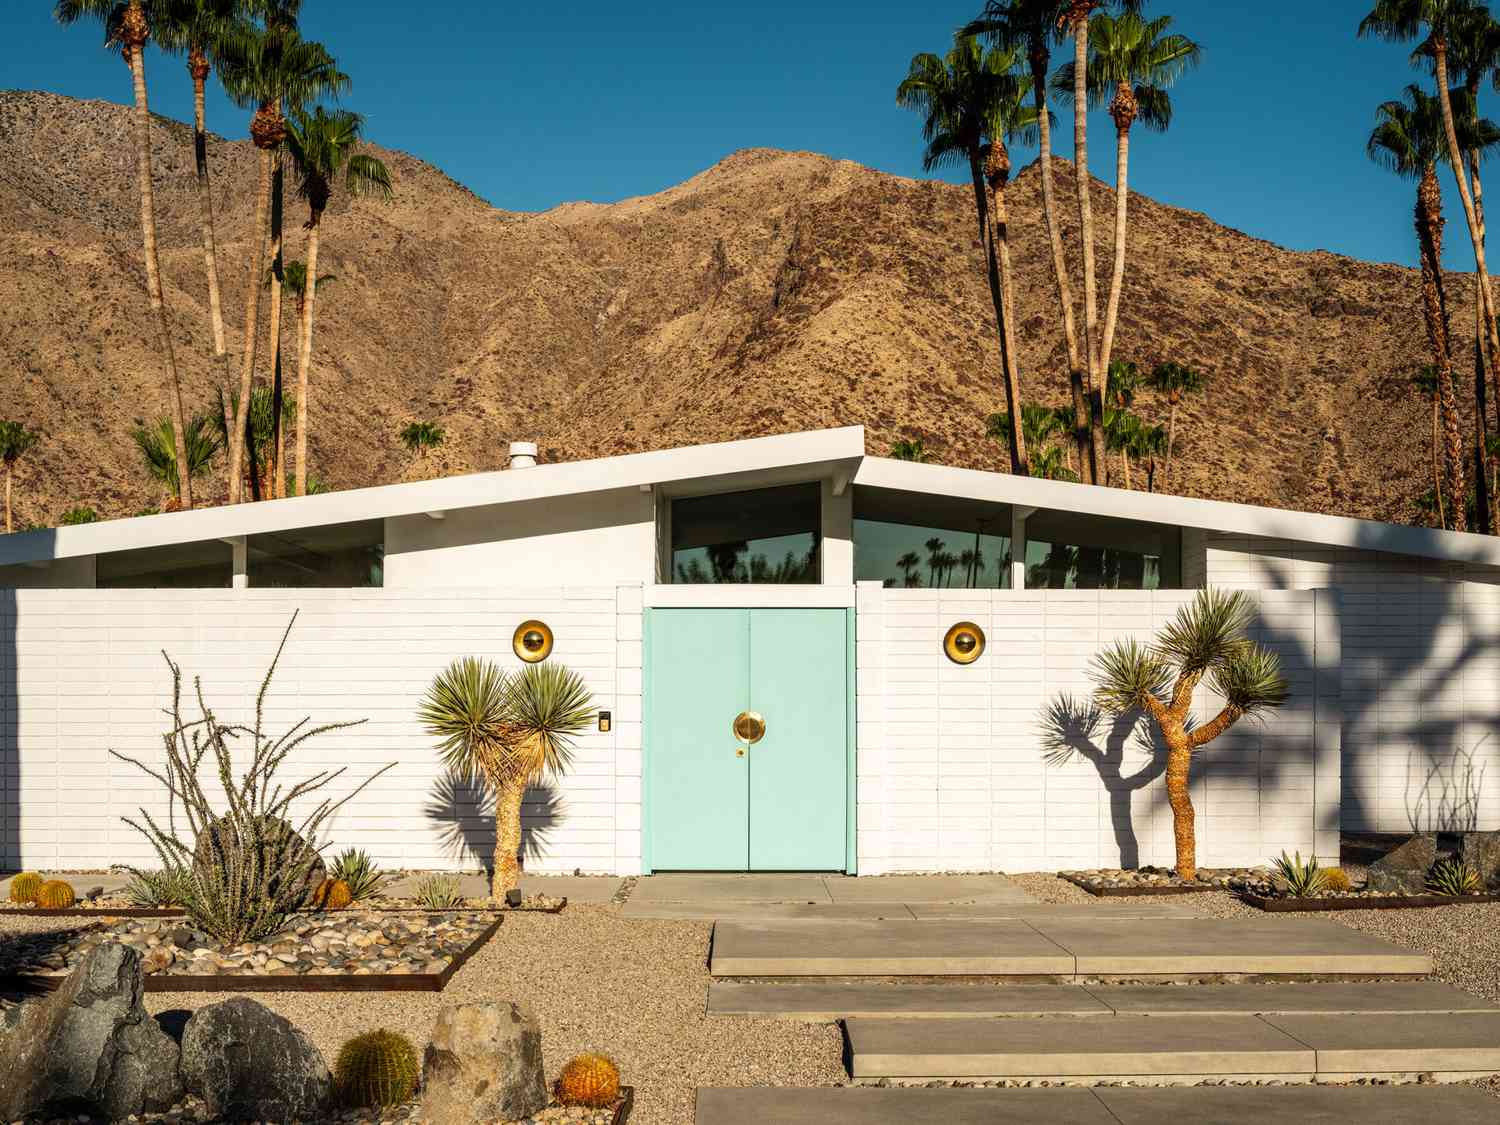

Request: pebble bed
left=0, top=910, right=498, bottom=981
left=1061, top=866, right=1274, bottom=893
left=6, top=1093, right=625, bottom=1124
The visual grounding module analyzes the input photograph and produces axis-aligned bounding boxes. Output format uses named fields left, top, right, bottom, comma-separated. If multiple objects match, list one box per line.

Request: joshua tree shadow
left=423, top=770, right=563, bottom=875
left=1406, top=738, right=1492, bottom=834
left=1039, top=693, right=1172, bottom=869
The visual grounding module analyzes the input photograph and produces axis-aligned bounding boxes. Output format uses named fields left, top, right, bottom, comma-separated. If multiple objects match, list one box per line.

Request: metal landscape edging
left=1060, top=874, right=1219, bottom=897
left=1240, top=891, right=1500, bottom=912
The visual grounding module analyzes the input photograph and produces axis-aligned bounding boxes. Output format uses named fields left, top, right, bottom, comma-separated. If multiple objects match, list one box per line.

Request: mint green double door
left=646, top=608, right=850, bottom=872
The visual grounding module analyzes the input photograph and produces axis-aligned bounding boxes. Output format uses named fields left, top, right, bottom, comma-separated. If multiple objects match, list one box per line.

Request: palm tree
left=266, top=259, right=333, bottom=491
left=1362, top=0, right=1500, bottom=457
left=1131, top=417, right=1169, bottom=492
left=896, top=550, right=923, bottom=587
left=57, top=0, right=196, bottom=511
left=1103, top=406, right=1140, bottom=489
left=898, top=33, right=1036, bottom=475
left=1056, top=11, right=1200, bottom=379
left=212, top=384, right=290, bottom=499
left=285, top=105, right=393, bottom=497
left=1148, top=360, right=1206, bottom=484
left=0, top=421, right=40, bottom=534
left=1412, top=364, right=1447, bottom=526
left=967, top=1, right=1094, bottom=482
left=888, top=438, right=933, bottom=462
left=131, top=412, right=221, bottom=510
left=924, top=536, right=946, bottom=588
left=420, top=659, right=593, bottom=900
left=1089, top=588, right=1288, bottom=879
left=217, top=23, right=347, bottom=503
left=400, top=421, right=445, bottom=461
left=1367, top=83, right=1483, bottom=528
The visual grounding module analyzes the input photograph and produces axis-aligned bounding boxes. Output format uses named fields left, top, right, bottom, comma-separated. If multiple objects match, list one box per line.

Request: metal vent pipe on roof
left=508, top=441, right=538, bottom=469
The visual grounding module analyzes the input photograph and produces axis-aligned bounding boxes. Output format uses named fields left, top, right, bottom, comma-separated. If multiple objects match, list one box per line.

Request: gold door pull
left=733, top=711, right=766, bottom=745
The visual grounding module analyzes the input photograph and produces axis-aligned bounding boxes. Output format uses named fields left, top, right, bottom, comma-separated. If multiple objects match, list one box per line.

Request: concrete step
left=694, top=1085, right=1500, bottom=1125
left=708, top=918, right=1431, bottom=978
left=708, top=980, right=1498, bottom=1022
left=845, top=1011, right=1500, bottom=1082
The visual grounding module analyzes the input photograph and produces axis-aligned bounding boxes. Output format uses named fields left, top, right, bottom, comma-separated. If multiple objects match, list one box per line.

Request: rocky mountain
left=0, top=89, right=1471, bottom=529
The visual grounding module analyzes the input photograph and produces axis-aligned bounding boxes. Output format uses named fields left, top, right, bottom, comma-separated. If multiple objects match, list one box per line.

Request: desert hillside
left=0, top=89, right=1467, bottom=528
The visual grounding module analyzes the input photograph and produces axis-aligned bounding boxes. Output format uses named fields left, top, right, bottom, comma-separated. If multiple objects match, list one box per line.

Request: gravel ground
left=2, top=904, right=844, bottom=1125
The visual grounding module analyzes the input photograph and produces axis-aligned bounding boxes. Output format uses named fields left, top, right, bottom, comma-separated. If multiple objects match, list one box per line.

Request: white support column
left=227, top=536, right=248, bottom=589
left=1010, top=507, right=1035, bottom=591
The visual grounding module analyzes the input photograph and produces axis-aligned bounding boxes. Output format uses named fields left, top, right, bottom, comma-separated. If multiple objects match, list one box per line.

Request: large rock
left=0, top=943, right=183, bottom=1120
left=1366, top=833, right=1438, bottom=894
left=180, top=997, right=331, bottom=1121
left=193, top=814, right=326, bottom=906
left=1462, top=830, right=1500, bottom=889
left=422, top=1001, right=547, bottom=1123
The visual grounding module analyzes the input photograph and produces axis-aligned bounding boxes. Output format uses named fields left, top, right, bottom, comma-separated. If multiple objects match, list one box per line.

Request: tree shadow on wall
left=1039, top=693, right=1173, bottom=869
left=423, top=770, right=563, bottom=875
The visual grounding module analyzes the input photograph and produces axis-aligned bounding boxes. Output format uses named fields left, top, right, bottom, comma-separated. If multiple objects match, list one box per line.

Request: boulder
left=193, top=815, right=326, bottom=906
left=1462, top=830, right=1500, bottom=889
left=1366, top=833, right=1438, bottom=894
left=0, top=943, right=183, bottom=1121
left=180, top=997, right=331, bottom=1121
left=422, top=1000, right=546, bottom=1123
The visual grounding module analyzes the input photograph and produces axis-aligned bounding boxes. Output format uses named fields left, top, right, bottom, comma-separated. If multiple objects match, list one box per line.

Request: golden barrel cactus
left=311, top=877, right=353, bottom=911
left=8, top=872, right=44, bottom=904
left=555, top=1053, right=621, bottom=1108
left=1322, top=867, right=1352, bottom=893
left=334, top=1029, right=420, bottom=1108
left=35, top=879, right=76, bottom=909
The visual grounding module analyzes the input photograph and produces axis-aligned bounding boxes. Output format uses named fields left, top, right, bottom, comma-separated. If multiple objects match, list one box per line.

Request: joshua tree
left=1367, top=83, right=1494, bottom=528
left=1089, top=588, right=1288, bottom=879
left=898, top=33, right=1037, bottom=474
left=888, top=438, right=933, bottom=462
left=1055, top=10, right=1200, bottom=377
left=1148, top=360, right=1206, bottom=484
left=217, top=23, right=347, bottom=503
left=0, top=421, right=40, bottom=534
left=400, top=421, right=445, bottom=462
left=132, top=412, right=222, bottom=510
left=285, top=105, right=393, bottom=496
left=420, top=659, right=594, bottom=900
left=57, top=0, right=196, bottom=510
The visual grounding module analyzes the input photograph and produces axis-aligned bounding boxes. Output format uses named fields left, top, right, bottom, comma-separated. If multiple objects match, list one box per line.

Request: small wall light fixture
left=513, top=619, right=554, bottom=663
left=598, top=711, right=612, bottom=733
left=943, top=621, right=986, bottom=665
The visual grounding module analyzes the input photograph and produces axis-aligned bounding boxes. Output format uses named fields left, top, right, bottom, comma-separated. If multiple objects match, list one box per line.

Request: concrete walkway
left=621, top=873, right=1036, bottom=920
left=694, top=1085, right=1500, bottom=1124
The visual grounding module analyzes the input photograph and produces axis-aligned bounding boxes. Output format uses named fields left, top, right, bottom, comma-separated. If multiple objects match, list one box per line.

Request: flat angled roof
left=854, top=457, right=1500, bottom=571
left=0, top=427, right=867, bottom=566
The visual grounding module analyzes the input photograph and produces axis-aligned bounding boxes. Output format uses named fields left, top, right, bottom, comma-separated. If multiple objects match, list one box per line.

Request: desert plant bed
left=1060, top=867, right=1257, bottom=896
left=362, top=893, right=569, bottom=914
left=1241, top=890, right=1500, bottom=911
left=0, top=910, right=501, bottom=994
left=1, top=903, right=187, bottom=918
left=320, top=1086, right=635, bottom=1124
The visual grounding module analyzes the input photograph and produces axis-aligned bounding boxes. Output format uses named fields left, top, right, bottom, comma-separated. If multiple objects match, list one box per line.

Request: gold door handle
left=733, top=710, right=766, bottom=745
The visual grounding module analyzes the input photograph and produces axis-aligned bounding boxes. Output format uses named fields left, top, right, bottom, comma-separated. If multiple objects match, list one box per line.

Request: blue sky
left=4, top=1, right=1492, bottom=269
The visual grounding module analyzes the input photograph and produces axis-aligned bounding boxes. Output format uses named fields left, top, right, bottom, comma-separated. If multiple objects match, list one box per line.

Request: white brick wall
left=0, top=587, right=643, bottom=874
left=1205, top=535, right=1500, bottom=834
left=855, top=585, right=1338, bottom=873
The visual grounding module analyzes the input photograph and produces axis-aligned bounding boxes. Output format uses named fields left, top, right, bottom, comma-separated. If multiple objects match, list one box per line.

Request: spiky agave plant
left=420, top=659, right=593, bottom=899
left=1272, top=850, right=1327, bottom=898
left=1089, top=588, right=1288, bottom=880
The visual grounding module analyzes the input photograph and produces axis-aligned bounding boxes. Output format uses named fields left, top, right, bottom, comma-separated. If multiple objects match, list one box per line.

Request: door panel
left=647, top=609, right=751, bottom=870
left=748, top=609, right=847, bottom=871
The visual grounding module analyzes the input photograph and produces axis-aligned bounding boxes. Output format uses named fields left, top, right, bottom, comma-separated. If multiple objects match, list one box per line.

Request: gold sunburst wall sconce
left=943, top=621, right=985, bottom=665
left=513, top=620, right=554, bottom=663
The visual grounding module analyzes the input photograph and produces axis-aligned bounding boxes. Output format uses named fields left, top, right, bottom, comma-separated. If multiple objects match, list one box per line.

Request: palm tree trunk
left=1435, top=45, right=1500, bottom=437
left=1433, top=395, right=1446, bottom=530
left=1163, top=718, right=1196, bottom=879
left=1030, top=51, right=1091, bottom=483
left=1472, top=154, right=1499, bottom=536
left=230, top=145, right=273, bottom=504
left=3, top=464, right=11, bottom=534
left=1165, top=399, right=1179, bottom=485
left=126, top=33, right=193, bottom=512
left=294, top=215, right=322, bottom=496
left=987, top=148, right=1030, bottom=477
left=492, top=777, right=525, bottom=899
left=1099, top=88, right=1134, bottom=375
left=966, top=156, right=1026, bottom=475
left=1417, top=166, right=1466, bottom=532
left=1070, top=11, right=1108, bottom=489
left=1121, top=448, right=1131, bottom=490
left=267, top=154, right=285, bottom=500
left=190, top=52, right=230, bottom=410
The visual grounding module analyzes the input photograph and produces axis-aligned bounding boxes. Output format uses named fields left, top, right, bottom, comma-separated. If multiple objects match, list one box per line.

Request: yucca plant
left=119, top=864, right=193, bottom=908
left=329, top=847, right=385, bottom=902
left=1272, top=850, right=1327, bottom=898
left=413, top=873, right=464, bottom=910
left=1427, top=857, right=1483, bottom=896
left=420, top=660, right=594, bottom=899
left=1089, top=588, right=1289, bottom=880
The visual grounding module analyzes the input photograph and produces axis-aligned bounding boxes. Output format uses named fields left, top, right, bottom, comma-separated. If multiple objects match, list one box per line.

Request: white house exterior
left=1, top=426, right=1497, bottom=876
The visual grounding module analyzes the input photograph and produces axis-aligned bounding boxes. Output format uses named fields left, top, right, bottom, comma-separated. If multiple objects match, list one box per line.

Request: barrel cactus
left=555, top=1053, right=621, bottom=1108
left=311, top=878, right=353, bottom=911
left=34, top=879, right=76, bottom=909
left=8, top=872, right=43, bottom=904
left=334, top=1029, right=420, bottom=1108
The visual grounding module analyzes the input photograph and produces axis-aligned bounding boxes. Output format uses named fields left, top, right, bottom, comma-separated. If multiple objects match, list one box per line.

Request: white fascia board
left=0, top=426, right=868, bottom=567
left=854, top=456, right=1500, bottom=570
